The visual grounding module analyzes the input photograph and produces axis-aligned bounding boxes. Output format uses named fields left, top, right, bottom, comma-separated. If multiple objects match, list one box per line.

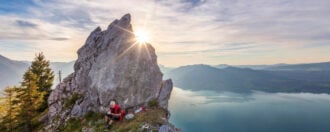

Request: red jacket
left=110, top=104, right=121, bottom=114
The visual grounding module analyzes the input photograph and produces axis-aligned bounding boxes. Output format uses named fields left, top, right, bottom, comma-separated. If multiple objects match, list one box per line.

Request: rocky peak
left=47, top=13, right=174, bottom=130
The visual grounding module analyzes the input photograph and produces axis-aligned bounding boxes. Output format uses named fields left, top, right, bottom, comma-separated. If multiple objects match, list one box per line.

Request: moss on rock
left=63, top=93, right=83, bottom=109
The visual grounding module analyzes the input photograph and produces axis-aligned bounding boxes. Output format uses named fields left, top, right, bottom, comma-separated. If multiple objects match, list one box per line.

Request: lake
left=168, top=87, right=330, bottom=132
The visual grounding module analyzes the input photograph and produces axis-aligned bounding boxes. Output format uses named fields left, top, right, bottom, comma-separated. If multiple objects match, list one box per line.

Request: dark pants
left=106, top=114, right=120, bottom=121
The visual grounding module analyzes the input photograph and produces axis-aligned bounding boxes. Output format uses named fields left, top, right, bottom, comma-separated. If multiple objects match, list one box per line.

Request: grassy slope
left=42, top=107, right=168, bottom=132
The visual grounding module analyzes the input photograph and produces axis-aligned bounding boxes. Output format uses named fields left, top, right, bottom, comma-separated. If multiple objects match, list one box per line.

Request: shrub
left=64, top=93, right=82, bottom=109
left=148, top=99, right=159, bottom=108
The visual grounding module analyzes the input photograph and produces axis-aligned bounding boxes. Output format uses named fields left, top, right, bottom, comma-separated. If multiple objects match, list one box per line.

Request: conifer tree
left=15, top=70, right=45, bottom=131
left=0, top=97, right=7, bottom=130
left=0, top=53, right=54, bottom=131
left=1, top=86, right=21, bottom=131
left=30, top=53, right=54, bottom=112
left=3, top=87, right=15, bottom=131
left=0, top=87, right=13, bottom=131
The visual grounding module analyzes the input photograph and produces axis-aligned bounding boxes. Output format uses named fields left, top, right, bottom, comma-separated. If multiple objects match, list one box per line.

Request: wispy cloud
left=16, top=20, right=38, bottom=28
left=0, top=0, right=330, bottom=66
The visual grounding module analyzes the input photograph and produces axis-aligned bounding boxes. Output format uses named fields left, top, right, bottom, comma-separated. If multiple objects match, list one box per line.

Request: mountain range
left=165, top=64, right=330, bottom=93
left=0, top=54, right=74, bottom=91
left=1, top=54, right=330, bottom=93
left=214, top=62, right=330, bottom=71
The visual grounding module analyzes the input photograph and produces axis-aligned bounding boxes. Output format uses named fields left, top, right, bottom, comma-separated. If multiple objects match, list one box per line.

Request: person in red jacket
left=104, top=99, right=121, bottom=128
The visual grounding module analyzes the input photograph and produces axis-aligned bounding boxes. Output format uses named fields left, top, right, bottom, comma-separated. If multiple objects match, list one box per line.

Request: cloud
left=16, top=20, right=38, bottom=28
left=49, top=37, right=70, bottom=41
left=0, top=0, right=330, bottom=66
left=159, top=43, right=257, bottom=56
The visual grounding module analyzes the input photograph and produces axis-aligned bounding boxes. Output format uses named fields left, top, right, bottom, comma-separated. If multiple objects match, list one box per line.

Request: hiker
left=104, top=99, right=121, bottom=128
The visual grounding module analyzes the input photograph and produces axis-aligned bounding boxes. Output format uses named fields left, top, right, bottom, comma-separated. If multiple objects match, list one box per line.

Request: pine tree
left=0, top=53, right=54, bottom=131
left=30, top=52, right=54, bottom=112
left=0, top=86, right=20, bottom=131
left=0, top=97, right=7, bottom=130
left=15, top=70, right=45, bottom=131
left=3, top=87, right=14, bottom=131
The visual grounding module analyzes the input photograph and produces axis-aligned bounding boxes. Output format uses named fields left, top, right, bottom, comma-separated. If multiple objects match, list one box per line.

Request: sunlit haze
left=134, top=29, right=151, bottom=44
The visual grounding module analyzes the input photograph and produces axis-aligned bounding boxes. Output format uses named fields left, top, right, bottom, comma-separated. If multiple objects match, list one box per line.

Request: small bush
left=64, top=93, right=82, bottom=109
left=148, top=99, right=159, bottom=108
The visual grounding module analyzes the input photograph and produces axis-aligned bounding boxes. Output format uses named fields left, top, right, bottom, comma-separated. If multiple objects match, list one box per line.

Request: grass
left=57, top=107, right=168, bottom=132
left=112, top=108, right=167, bottom=132
left=32, top=108, right=49, bottom=130
left=147, top=98, right=159, bottom=108
left=56, top=111, right=105, bottom=132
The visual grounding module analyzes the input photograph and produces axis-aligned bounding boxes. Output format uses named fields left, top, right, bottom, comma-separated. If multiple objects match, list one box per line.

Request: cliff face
left=47, top=14, right=174, bottom=129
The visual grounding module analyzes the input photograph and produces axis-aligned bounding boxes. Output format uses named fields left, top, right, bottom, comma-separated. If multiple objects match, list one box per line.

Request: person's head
left=110, top=99, right=117, bottom=108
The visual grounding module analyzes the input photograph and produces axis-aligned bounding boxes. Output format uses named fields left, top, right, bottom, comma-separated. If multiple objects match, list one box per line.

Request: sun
left=134, top=30, right=151, bottom=44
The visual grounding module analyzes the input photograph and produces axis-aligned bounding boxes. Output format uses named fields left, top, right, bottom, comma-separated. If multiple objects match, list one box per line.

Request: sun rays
left=113, top=24, right=153, bottom=63
left=134, top=29, right=151, bottom=44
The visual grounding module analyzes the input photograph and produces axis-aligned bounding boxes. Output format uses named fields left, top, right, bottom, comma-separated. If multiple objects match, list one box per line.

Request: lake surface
left=168, top=87, right=330, bottom=132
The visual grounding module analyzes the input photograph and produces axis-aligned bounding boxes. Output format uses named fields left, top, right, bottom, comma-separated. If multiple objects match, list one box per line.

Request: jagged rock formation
left=47, top=14, right=174, bottom=130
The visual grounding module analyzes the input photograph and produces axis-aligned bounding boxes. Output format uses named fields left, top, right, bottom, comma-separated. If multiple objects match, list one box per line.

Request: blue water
left=169, top=87, right=330, bottom=132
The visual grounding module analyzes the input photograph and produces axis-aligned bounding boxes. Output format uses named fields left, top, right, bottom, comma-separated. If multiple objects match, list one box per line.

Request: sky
left=0, top=0, right=330, bottom=67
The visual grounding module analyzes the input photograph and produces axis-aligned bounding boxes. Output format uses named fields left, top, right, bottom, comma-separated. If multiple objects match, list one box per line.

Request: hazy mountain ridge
left=159, top=64, right=175, bottom=74
left=50, top=61, right=75, bottom=87
left=165, top=64, right=330, bottom=93
left=2, top=54, right=330, bottom=94
left=264, top=62, right=330, bottom=71
left=215, top=62, right=330, bottom=71
left=0, top=54, right=74, bottom=91
left=0, top=55, right=29, bottom=90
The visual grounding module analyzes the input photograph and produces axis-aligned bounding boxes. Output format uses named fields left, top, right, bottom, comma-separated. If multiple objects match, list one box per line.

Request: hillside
left=214, top=62, right=330, bottom=71
left=165, top=64, right=330, bottom=93
left=3, top=53, right=330, bottom=95
left=264, top=62, right=330, bottom=71
left=0, top=55, right=28, bottom=90
left=40, top=106, right=176, bottom=132
left=0, top=54, right=74, bottom=91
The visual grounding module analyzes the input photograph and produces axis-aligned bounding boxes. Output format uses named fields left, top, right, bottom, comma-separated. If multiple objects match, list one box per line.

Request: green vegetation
left=0, top=53, right=54, bottom=131
left=0, top=86, right=18, bottom=131
left=112, top=108, right=167, bottom=132
left=64, top=93, right=83, bottom=109
left=34, top=108, right=49, bottom=127
left=148, top=98, right=159, bottom=108
left=57, top=107, right=167, bottom=132
left=0, top=52, right=168, bottom=131
left=30, top=53, right=55, bottom=112
left=57, top=111, right=105, bottom=132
